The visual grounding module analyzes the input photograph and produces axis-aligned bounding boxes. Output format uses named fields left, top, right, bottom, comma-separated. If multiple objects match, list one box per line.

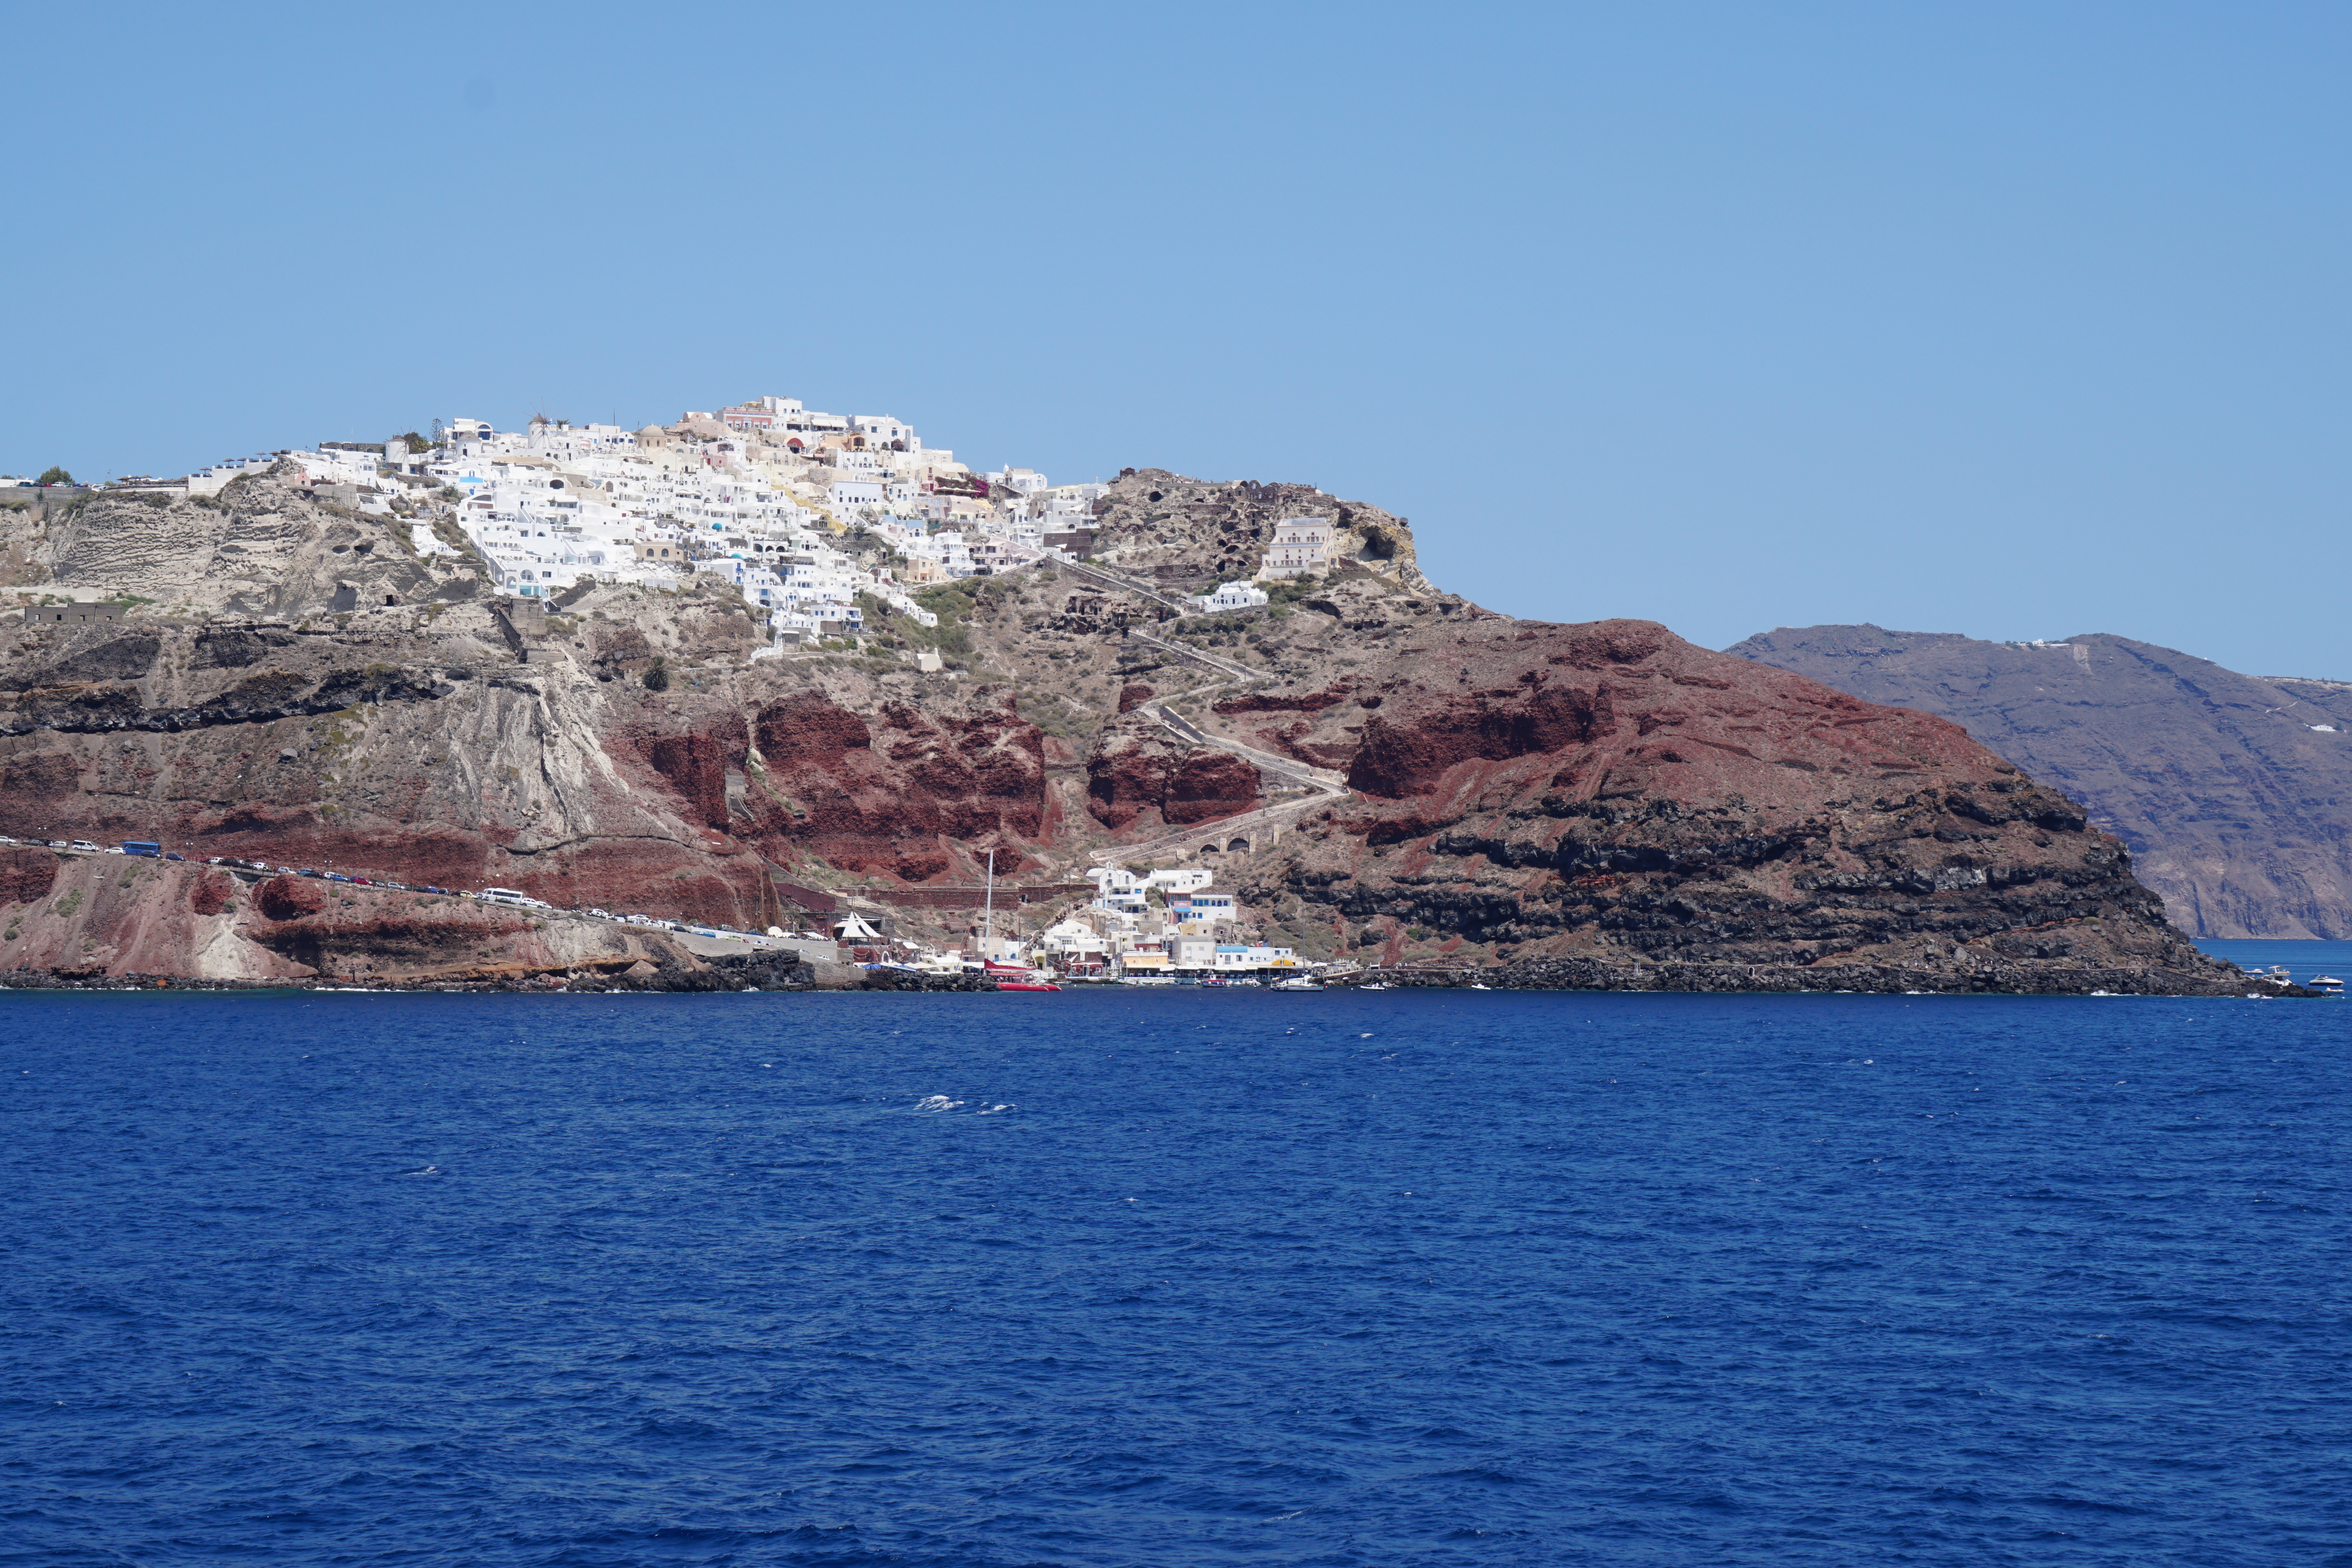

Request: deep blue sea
left=6, top=986, right=2350, bottom=1567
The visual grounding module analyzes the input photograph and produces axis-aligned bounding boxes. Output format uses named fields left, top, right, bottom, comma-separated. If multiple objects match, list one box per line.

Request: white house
left=1258, top=516, right=1333, bottom=580
left=1188, top=581, right=1269, bottom=613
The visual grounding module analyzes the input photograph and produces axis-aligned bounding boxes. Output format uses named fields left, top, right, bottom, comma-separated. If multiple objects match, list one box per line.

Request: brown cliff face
left=1085, top=716, right=1264, bottom=831
left=0, top=854, right=695, bottom=985
left=748, top=688, right=1047, bottom=879
left=1212, top=617, right=2237, bottom=989
left=0, top=463, right=2244, bottom=992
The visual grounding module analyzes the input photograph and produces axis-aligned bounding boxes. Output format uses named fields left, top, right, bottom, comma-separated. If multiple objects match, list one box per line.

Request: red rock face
left=1165, top=753, right=1263, bottom=824
left=0, top=848, right=58, bottom=905
left=1117, top=683, right=1156, bottom=714
left=1086, top=719, right=1262, bottom=830
left=255, top=874, right=327, bottom=921
left=188, top=872, right=235, bottom=915
left=1229, top=617, right=2229, bottom=983
left=749, top=688, right=1047, bottom=877
left=638, top=718, right=748, bottom=831
left=1348, top=682, right=1618, bottom=797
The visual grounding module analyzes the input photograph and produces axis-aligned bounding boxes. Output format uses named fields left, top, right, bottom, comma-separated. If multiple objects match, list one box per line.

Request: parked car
left=164, top=851, right=185, bottom=862
left=70, top=840, right=101, bottom=852
left=299, top=868, right=322, bottom=878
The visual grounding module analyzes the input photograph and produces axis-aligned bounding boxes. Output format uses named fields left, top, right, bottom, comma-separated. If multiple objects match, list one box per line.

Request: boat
left=1359, top=982, right=1390, bottom=991
left=2308, top=974, right=2344, bottom=995
left=1469, top=982, right=1491, bottom=991
left=1270, top=976, right=1322, bottom=992
left=995, top=979, right=1063, bottom=992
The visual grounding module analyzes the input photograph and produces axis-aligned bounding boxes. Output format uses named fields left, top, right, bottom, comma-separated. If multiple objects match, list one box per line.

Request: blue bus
left=121, top=841, right=161, bottom=857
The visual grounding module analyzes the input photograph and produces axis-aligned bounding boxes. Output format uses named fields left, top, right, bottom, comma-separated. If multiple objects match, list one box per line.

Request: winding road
left=1090, top=626, right=1351, bottom=868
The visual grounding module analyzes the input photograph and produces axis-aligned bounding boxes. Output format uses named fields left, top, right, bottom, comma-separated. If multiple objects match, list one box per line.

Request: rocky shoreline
left=0, top=960, right=2313, bottom=998
left=1352, top=958, right=2320, bottom=998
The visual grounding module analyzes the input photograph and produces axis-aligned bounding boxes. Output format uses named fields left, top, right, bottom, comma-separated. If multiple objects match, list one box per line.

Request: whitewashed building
left=1258, top=516, right=1333, bottom=580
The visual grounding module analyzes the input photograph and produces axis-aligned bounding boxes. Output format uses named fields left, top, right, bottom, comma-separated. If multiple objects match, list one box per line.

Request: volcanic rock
left=1215, top=617, right=2242, bottom=990
left=1730, top=624, right=2352, bottom=938
left=0, top=462, right=2254, bottom=994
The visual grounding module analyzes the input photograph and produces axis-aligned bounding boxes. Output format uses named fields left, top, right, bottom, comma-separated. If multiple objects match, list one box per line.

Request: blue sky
left=10, top=2, right=2348, bottom=674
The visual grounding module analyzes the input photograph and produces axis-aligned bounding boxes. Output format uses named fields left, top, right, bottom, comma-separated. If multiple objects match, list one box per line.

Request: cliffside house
left=1258, top=517, right=1334, bottom=580
left=1188, top=581, right=1269, bottom=613
left=20, top=600, right=127, bottom=626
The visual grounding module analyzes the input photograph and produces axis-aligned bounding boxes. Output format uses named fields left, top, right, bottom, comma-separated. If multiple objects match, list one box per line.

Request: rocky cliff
left=1729, top=624, right=2352, bottom=938
left=0, top=471, right=2253, bottom=993
left=1201, top=617, right=2233, bottom=992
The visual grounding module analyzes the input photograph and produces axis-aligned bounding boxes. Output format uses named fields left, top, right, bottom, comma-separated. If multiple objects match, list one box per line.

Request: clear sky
left=11, top=2, right=2348, bottom=675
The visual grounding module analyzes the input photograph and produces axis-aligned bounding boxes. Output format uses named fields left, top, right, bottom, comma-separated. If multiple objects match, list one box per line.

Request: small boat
left=2308, top=974, right=2344, bottom=995
left=1359, top=982, right=1390, bottom=991
left=995, top=979, right=1063, bottom=992
left=1270, top=977, right=1321, bottom=992
left=1469, top=982, right=1491, bottom=991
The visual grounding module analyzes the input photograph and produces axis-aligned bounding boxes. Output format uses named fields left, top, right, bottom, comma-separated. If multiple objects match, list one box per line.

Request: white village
left=6, top=395, right=1352, bottom=989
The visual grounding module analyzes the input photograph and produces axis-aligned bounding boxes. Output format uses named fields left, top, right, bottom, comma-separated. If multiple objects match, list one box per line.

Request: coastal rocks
left=1228, top=617, right=2243, bottom=989
left=1348, top=955, right=2276, bottom=998
left=0, top=854, right=701, bottom=987
left=0, top=852, right=290, bottom=980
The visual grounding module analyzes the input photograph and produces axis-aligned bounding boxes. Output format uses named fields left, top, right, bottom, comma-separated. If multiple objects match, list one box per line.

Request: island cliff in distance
left=0, top=400, right=2261, bottom=995
left=1731, top=623, right=2352, bottom=940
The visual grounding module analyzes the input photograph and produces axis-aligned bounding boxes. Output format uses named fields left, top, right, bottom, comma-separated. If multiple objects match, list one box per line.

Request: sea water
left=2197, top=936, right=2352, bottom=986
left=5, top=988, right=2347, bottom=1567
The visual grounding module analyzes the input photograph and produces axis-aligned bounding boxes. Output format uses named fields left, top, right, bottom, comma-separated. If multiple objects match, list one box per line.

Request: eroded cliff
left=0, top=468, right=2251, bottom=993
